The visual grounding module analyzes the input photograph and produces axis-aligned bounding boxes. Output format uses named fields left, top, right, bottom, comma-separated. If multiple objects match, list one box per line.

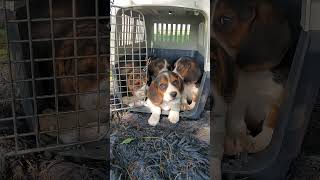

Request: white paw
left=188, top=101, right=196, bottom=110
left=180, top=103, right=190, bottom=111
left=168, top=111, right=180, bottom=124
left=148, top=113, right=160, bottom=126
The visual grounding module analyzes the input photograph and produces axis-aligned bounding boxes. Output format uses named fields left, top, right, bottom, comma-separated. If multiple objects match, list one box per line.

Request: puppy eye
left=172, top=80, right=178, bottom=85
left=219, top=16, right=233, bottom=25
left=159, top=83, right=167, bottom=90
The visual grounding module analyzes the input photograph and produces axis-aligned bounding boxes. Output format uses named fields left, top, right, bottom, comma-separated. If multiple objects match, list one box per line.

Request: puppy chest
left=238, top=71, right=283, bottom=98
left=160, top=99, right=181, bottom=111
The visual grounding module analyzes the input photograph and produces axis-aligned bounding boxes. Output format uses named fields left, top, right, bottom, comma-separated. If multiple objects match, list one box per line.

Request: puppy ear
left=164, top=59, right=172, bottom=71
left=177, top=76, right=184, bottom=93
left=147, top=80, right=163, bottom=106
left=212, top=46, right=238, bottom=102
left=183, top=60, right=201, bottom=83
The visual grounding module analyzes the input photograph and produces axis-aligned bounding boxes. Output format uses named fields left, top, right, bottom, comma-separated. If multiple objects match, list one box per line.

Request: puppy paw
left=148, top=113, right=160, bottom=126
left=188, top=101, right=196, bottom=110
left=168, top=110, right=180, bottom=124
left=180, top=103, right=190, bottom=111
left=224, top=136, right=244, bottom=155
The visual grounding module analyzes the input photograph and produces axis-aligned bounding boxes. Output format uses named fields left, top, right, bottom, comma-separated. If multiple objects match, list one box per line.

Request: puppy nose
left=170, top=92, right=177, bottom=98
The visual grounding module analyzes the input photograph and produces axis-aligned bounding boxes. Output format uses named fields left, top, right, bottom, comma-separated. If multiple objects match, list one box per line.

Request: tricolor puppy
left=211, top=0, right=291, bottom=179
left=147, top=57, right=172, bottom=85
left=120, top=63, right=148, bottom=97
left=146, top=71, right=184, bottom=126
left=173, top=56, right=202, bottom=111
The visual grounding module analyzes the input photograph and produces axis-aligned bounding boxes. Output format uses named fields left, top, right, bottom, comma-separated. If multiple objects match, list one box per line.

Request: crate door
left=110, top=5, right=148, bottom=111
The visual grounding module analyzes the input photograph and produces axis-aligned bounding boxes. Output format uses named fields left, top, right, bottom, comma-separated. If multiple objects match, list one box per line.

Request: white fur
left=147, top=72, right=182, bottom=125
left=212, top=70, right=283, bottom=180
left=161, top=59, right=169, bottom=73
left=147, top=98, right=161, bottom=126
left=215, top=70, right=283, bottom=155
left=168, top=110, right=179, bottom=124
left=182, top=83, right=199, bottom=110
left=163, top=81, right=181, bottom=101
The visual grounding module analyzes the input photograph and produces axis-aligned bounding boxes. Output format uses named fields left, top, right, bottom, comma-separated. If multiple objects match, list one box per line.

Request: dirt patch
left=110, top=112, right=210, bottom=180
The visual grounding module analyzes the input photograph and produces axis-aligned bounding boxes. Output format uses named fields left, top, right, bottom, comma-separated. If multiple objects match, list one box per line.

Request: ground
left=1, top=151, right=107, bottom=180
left=110, top=111, right=210, bottom=180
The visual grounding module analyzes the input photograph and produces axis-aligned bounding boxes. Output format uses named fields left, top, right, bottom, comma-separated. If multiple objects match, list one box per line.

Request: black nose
left=170, top=92, right=177, bottom=98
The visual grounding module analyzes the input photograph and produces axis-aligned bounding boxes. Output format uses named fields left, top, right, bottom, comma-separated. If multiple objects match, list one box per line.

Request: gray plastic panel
left=301, top=0, right=320, bottom=31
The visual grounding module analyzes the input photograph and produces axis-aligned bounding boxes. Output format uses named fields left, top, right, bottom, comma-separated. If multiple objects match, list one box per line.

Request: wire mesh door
left=110, top=5, right=148, bottom=111
left=0, top=0, right=109, bottom=156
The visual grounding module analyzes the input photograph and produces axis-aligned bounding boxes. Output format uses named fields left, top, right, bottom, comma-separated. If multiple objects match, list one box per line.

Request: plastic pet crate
left=110, top=0, right=210, bottom=119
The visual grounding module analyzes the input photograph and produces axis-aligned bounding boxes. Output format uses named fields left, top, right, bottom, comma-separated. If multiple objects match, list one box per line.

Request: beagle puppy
left=18, top=0, right=109, bottom=143
left=211, top=0, right=292, bottom=179
left=118, top=62, right=148, bottom=107
left=120, top=62, right=148, bottom=97
left=173, top=56, right=202, bottom=111
left=147, top=57, right=172, bottom=85
left=55, top=22, right=107, bottom=111
left=146, top=71, right=184, bottom=126
left=120, top=57, right=171, bottom=107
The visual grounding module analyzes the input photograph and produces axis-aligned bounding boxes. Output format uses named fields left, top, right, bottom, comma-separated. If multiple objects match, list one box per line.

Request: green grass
left=154, top=34, right=190, bottom=43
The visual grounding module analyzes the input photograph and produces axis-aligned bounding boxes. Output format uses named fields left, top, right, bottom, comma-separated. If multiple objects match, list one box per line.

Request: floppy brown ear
left=178, top=76, right=184, bottom=93
left=236, top=2, right=291, bottom=70
left=212, top=46, right=238, bottom=103
left=183, top=60, right=202, bottom=83
left=147, top=80, right=163, bottom=106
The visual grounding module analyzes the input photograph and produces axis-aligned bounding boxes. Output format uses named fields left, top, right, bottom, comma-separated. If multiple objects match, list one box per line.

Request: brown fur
left=213, top=0, right=291, bottom=71
left=55, top=22, right=106, bottom=108
left=147, top=72, right=184, bottom=106
left=174, top=57, right=202, bottom=84
left=120, top=62, right=147, bottom=96
left=148, top=58, right=171, bottom=78
left=211, top=41, right=238, bottom=102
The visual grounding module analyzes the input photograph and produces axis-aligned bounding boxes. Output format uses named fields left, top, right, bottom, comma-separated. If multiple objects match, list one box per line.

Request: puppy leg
left=146, top=99, right=161, bottom=126
left=181, top=84, right=199, bottom=111
left=188, top=84, right=199, bottom=110
left=225, top=95, right=248, bottom=155
left=211, top=90, right=227, bottom=180
left=246, top=104, right=279, bottom=153
left=168, top=110, right=180, bottom=124
left=180, top=92, right=190, bottom=111
left=168, top=99, right=181, bottom=124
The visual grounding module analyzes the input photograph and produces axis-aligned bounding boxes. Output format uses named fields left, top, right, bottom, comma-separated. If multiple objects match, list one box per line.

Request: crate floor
left=110, top=111, right=210, bottom=180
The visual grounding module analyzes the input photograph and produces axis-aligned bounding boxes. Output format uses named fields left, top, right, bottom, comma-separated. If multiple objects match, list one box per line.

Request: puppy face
left=147, top=71, right=184, bottom=106
left=127, top=68, right=147, bottom=96
left=55, top=26, right=107, bottom=110
left=212, top=0, right=291, bottom=71
left=173, top=57, right=202, bottom=84
left=120, top=62, right=147, bottom=96
left=148, top=58, right=171, bottom=78
left=213, top=0, right=256, bottom=56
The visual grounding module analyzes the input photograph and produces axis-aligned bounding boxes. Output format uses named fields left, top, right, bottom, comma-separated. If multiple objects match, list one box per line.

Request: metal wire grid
left=110, top=5, right=148, bottom=111
left=0, top=0, right=109, bottom=156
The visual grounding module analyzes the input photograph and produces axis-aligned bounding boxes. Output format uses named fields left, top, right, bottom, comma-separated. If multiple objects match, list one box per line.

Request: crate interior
left=110, top=5, right=209, bottom=116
